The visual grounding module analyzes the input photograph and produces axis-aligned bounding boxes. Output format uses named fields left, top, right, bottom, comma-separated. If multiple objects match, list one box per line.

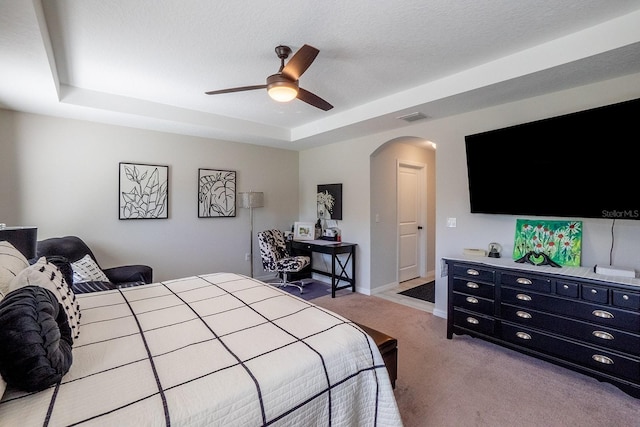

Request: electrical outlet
left=446, top=217, right=457, bottom=228
left=245, top=253, right=251, bottom=261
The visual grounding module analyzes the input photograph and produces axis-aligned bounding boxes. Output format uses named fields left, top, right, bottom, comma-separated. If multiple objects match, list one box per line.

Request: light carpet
left=312, top=292, right=640, bottom=427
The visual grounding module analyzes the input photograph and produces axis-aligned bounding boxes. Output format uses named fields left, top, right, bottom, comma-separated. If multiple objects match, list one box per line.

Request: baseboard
left=373, top=281, right=401, bottom=294
left=311, top=273, right=331, bottom=284
left=432, top=308, right=447, bottom=319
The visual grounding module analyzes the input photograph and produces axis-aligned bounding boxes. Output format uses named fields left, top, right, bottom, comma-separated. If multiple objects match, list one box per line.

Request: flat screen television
left=464, top=97, right=640, bottom=220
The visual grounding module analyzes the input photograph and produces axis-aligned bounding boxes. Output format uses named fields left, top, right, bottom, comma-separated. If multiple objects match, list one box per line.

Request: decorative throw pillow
left=71, top=254, right=110, bottom=283
left=0, top=241, right=29, bottom=297
left=9, top=257, right=81, bottom=341
left=0, top=286, right=73, bottom=392
left=43, top=255, right=74, bottom=291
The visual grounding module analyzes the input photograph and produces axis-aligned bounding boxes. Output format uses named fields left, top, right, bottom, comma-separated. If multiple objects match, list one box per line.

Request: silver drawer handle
left=516, top=294, right=532, bottom=301
left=466, top=282, right=479, bottom=289
left=516, top=311, right=532, bottom=319
left=466, top=317, right=479, bottom=325
left=516, top=278, right=532, bottom=285
left=466, top=296, right=479, bottom=304
left=592, top=355, right=614, bottom=365
left=622, top=295, right=629, bottom=300
left=562, top=284, right=569, bottom=289
left=516, top=332, right=532, bottom=340
left=592, top=331, right=614, bottom=340
left=591, top=289, right=598, bottom=294
left=592, top=310, right=614, bottom=319
left=466, top=269, right=480, bottom=276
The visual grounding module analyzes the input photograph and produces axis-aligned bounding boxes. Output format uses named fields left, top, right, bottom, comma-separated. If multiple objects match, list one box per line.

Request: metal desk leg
left=331, top=252, right=336, bottom=298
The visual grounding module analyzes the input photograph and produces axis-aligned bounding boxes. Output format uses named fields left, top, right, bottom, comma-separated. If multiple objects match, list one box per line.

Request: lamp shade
left=238, top=192, right=264, bottom=209
left=0, top=226, right=38, bottom=259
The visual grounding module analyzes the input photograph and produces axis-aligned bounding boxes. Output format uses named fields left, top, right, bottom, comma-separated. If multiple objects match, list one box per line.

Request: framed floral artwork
left=513, top=219, right=582, bottom=267
left=198, top=168, right=236, bottom=218
left=317, top=183, right=342, bottom=220
left=119, top=162, right=169, bottom=219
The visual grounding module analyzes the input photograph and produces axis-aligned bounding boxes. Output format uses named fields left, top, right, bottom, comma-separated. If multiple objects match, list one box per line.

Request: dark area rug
left=278, top=280, right=332, bottom=301
left=398, top=281, right=435, bottom=303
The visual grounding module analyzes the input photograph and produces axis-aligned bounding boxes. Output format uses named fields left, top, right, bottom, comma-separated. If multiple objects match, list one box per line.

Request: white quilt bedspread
left=0, top=273, right=402, bottom=426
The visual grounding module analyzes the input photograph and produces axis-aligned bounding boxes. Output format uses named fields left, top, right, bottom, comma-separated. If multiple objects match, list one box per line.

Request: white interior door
left=398, top=162, right=423, bottom=282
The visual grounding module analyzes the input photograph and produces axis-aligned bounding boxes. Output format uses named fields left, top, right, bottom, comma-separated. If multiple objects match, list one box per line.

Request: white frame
left=294, top=222, right=315, bottom=240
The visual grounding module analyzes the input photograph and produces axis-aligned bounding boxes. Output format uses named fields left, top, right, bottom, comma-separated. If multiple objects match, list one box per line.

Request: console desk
left=291, top=240, right=356, bottom=298
left=445, top=256, right=640, bottom=398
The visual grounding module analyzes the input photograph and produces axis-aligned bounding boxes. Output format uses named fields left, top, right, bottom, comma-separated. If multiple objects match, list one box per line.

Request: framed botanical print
left=119, top=162, right=169, bottom=219
left=198, top=168, right=236, bottom=218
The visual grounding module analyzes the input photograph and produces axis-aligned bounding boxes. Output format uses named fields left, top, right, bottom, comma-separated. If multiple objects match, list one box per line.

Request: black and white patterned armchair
left=257, top=229, right=310, bottom=293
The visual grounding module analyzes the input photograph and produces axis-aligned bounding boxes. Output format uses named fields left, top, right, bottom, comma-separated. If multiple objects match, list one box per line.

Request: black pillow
left=0, top=286, right=73, bottom=392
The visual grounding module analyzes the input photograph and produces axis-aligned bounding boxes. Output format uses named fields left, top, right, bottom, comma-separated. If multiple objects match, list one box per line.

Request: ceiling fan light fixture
left=267, top=74, right=298, bottom=102
left=206, top=45, right=332, bottom=110
left=268, top=85, right=298, bottom=102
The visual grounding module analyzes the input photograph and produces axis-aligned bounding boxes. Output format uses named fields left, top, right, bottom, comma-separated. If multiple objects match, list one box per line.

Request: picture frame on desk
left=293, top=222, right=315, bottom=240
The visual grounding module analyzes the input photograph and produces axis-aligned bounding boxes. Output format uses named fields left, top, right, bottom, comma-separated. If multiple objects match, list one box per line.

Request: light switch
left=447, top=217, right=457, bottom=228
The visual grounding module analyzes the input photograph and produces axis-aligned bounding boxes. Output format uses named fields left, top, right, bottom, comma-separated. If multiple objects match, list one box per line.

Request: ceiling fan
left=205, top=44, right=333, bottom=111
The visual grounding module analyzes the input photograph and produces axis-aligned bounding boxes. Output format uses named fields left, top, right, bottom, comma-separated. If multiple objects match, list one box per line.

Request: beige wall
left=0, top=110, right=300, bottom=282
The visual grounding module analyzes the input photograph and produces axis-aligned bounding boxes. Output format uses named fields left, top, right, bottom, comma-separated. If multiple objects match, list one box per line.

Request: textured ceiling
left=1, top=0, right=640, bottom=150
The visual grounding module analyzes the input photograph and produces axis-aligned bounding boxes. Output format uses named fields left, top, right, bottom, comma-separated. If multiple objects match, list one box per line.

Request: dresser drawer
left=501, top=304, right=640, bottom=355
left=501, top=272, right=551, bottom=293
left=501, top=287, right=640, bottom=333
left=556, top=281, right=579, bottom=298
left=582, top=284, right=609, bottom=304
left=501, top=323, right=640, bottom=382
left=453, top=308, right=495, bottom=336
left=452, top=263, right=495, bottom=283
left=452, top=277, right=495, bottom=299
left=612, top=289, right=640, bottom=310
left=453, top=292, right=494, bottom=316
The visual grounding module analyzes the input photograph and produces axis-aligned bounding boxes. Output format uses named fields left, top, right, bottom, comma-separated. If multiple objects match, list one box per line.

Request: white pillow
left=71, top=254, right=109, bottom=283
left=0, top=241, right=29, bottom=297
left=9, top=257, right=81, bottom=341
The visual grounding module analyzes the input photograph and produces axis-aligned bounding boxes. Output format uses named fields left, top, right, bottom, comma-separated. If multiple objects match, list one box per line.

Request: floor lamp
left=238, top=191, right=264, bottom=277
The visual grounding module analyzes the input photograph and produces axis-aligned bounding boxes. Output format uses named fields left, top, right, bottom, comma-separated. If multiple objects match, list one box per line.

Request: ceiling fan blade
left=205, top=84, right=266, bottom=95
left=297, top=87, right=333, bottom=111
left=282, top=44, right=319, bottom=81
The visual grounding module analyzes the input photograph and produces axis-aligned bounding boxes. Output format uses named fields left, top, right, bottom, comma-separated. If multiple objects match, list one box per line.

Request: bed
left=0, top=272, right=402, bottom=426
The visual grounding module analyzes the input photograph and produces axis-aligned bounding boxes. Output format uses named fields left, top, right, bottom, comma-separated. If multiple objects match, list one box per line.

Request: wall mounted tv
left=465, top=97, right=640, bottom=220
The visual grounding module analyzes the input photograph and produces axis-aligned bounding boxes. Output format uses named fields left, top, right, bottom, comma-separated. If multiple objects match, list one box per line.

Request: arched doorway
left=369, top=136, right=436, bottom=306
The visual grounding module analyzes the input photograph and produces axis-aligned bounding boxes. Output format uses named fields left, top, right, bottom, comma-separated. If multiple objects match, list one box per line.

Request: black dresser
left=445, top=257, right=640, bottom=398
